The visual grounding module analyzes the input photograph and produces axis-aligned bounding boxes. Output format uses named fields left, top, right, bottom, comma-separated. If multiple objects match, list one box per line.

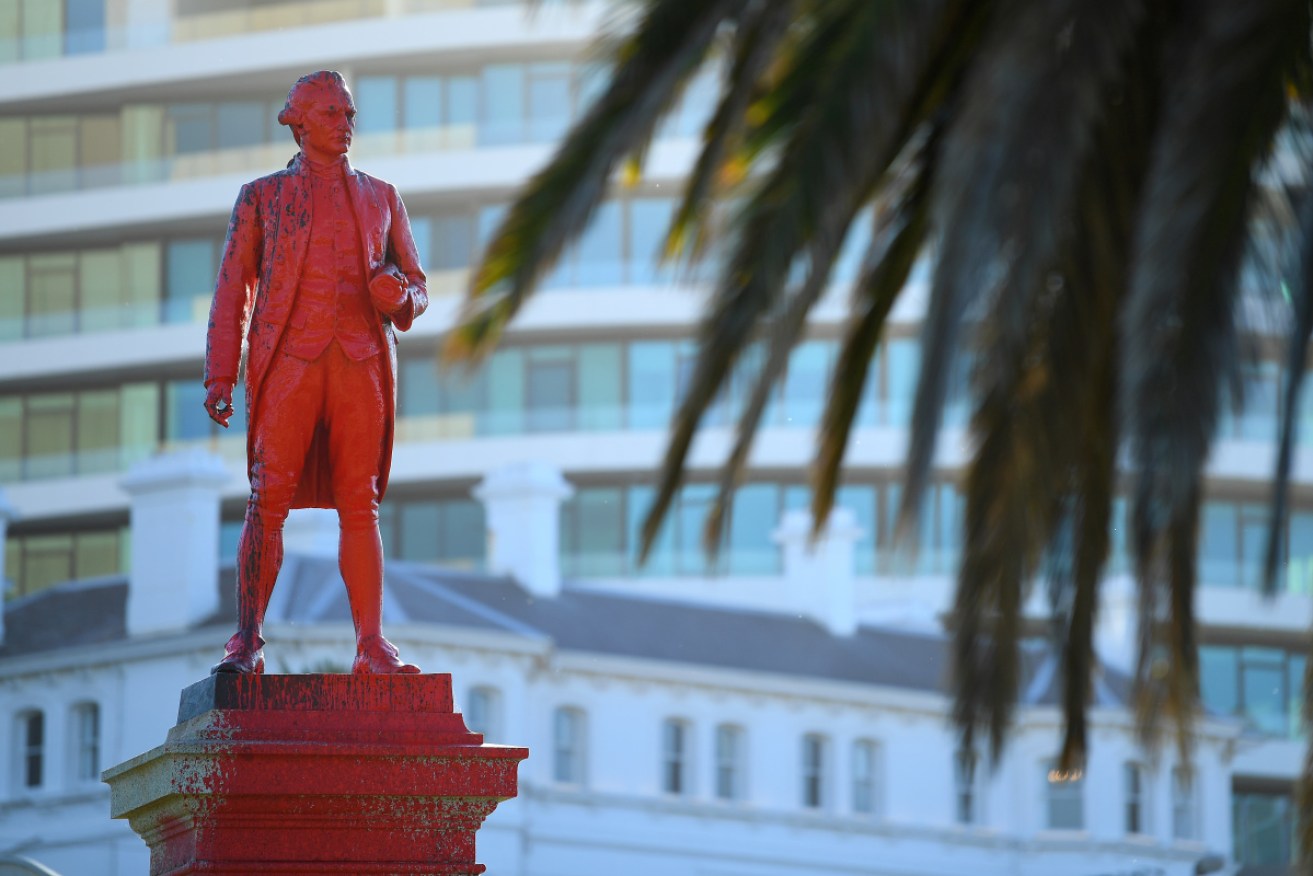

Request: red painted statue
left=204, top=71, right=427, bottom=675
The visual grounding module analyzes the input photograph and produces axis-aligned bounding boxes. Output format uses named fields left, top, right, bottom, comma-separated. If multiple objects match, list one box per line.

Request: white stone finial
left=474, top=462, right=574, bottom=598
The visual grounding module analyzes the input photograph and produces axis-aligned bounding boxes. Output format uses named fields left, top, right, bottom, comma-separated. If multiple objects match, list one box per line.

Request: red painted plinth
left=103, top=674, right=527, bottom=876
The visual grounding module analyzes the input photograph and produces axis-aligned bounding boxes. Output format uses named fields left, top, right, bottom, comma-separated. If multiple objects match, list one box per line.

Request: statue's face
left=300, top=86, right=356, bottom=158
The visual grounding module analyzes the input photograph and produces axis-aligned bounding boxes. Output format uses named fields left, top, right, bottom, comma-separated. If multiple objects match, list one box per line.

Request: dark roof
left=0, top=554, right=1129, bottom=707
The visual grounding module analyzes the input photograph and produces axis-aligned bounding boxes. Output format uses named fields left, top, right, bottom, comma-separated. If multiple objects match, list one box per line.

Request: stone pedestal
left=103, top=674, right=526, bottom=875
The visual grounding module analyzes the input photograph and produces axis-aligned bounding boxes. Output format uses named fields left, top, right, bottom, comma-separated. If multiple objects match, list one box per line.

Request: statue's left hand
left=369, top=268, right=407, bottom=314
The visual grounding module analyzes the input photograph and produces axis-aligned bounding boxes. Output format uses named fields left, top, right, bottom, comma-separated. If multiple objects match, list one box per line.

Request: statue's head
left=278, top=71, right=355, bottom=151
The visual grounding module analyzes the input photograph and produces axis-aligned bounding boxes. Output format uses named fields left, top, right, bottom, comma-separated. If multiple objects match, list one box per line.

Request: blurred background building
left=0, top=2, right=1304, bottom=874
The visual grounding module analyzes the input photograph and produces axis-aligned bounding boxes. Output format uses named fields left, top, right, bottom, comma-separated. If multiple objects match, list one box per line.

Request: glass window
left=575, top=201, right=623, bottom=287
left=1241, top=647, right=1288, bottom=737
left=629, top=484, right=674, bottom=577
left=885, top=337, right=919, bottom=426
left=63, top=0, right=105, bottom=55
left=20, top=0, right=61, bottom=61
left=485, top=347, right=525, bottom=435
left=1044, top=761, right=1084, bottom=830
left=526, top=346, right=574, bottom=432
left=1124, top=762, right=1146, bottom=834
left=216, top=101, right=267, bottom=150
left=430, top=213, right=475, bottom=272
left=168, top=104, right=213, bottom=155
left=1286, top=512, right=1313, bottom=594
left=1200, top=502, right=1239, bottom=587
left=165, top=238, right=217, bottom=323
left=165, top=379, right=214, bottom=444
left=1234, top=787, right=1295, bottom=867
left=714, top=724, right=744, bottom=802
left=481, top=65, right=525, bottom=146
left=76, top=389, right=118, bottom=474
left=1200, top=645, right=1239, bottom=716
left=355, top=76, right=398, bottom=136
left=801, top=733, right=828, bottom=809
left=780, top=341, right=829, bottom=427
left=399, top=502, right=442, bottom=563
left=552, top=706, right=586, bottom=785
left=629, top=197, right=675, bottom=285
left=661, top=718, right=690, bottom=795
left=728, top=483, right=779, bottom=575
left=77, top=248, right=122, bottom=332
left=71, top=702, right=99, bottom=782
left=446, top=75, right=477, bottom=147
left=1171, top=767, right=1196, bottom=840
left=0, top=255, right=24, bottom=339
left=0, top=398, right=21, bottom=482
left=562, top=487, right=624, bottom=578
left=25, top=393, right=75, bottom=479
left=28, top=116, right=78, bottom=195
left=578, top=344, right=622, bottom=431
left=17, top=710, right=43, bottom=789
left=437, top=500, right=484, bottom=570
left=403, top=77, right=442, bottom=134
left=27, top=253, right=77, bottom=338
left=851, top=739, right=879, bottom=816
left=954, top=748, right=980, bottom=825
left=527, top=62, right=571, bottom=142
left=464, top=686, right=500, bottom=741
left=628, top=341, right=677, bottom=430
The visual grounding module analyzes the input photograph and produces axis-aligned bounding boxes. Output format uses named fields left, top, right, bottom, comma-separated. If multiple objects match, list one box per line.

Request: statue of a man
left=203, top=70, right=427, bottom=675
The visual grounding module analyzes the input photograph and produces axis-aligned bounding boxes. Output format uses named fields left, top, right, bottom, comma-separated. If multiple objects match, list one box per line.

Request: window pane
left=64, top=0, right=105, bottom=54
left=27, top=253, right=76, bottom=337
left=446, top=75, right=477, bottom=147
left=781, top=341, right=829, bottom=427
left=575, top=201, right=622, bottom=286
left=168, top=104, right=213, bottom=154
left=26, top=393, right=75, bottom=478
left=567, top=487, right=624, bottom=577
left=1199, top=645, right=1239, bottom=716
left=885, top=337, right=919, bottom=426
left=628, top=197, right=675, bottom=285
left=22, top=534, right=72, bottom=596
left=1200, top=502, right=1239, bottom=587
left=527, top=62, right=571, bottom=142
left=481, top=65, right=524, bottom=146
left=78, top=248, right=122, bottom=332
left=0, top=254, right=23, bottom=339
left=216, top=101, right=267, bottom=150
left=29, top=116, right=78, bottom=194
left=578, top=344, right=621, bottom=431
left=437, top=500, right=483, bottom=569
left=399, top=502, right=441, bottom=563
left=355, top=76, right=398, bottom=136
left=165, top=238, right=216, bottom=323
left=526, top=346, right=573, bottom=432
left=0, top=397, right=20, bottom=481
left=728, top=483, right=778, bottom=575
left=76, top=389, right=119, bottom=474
left=628, top=341, right=676, bottom=430
left=403, top=76, right=442, bottom=135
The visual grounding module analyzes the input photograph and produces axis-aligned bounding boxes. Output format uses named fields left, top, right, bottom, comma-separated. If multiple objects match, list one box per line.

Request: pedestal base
left=103, top=674, right=526, bottom=876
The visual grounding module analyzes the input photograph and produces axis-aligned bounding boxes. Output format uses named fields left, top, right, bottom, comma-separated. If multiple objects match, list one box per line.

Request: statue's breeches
left=247, top=341, right=386, bottom=532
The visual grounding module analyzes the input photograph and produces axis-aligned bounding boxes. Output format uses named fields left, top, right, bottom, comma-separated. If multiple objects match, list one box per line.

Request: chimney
left=0, top=487, right=17, bottom=647
left=120, top=449, right=230, bottom=638
left=474, top=462, right=573, bottom=598
left=773, top=507, right=863, bottom=636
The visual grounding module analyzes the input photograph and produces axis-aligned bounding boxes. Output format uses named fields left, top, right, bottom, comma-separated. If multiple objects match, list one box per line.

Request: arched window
left=851, top=739, right=881, bottom=816
left=1172, top=766, right=1198, bottom=840
left=800, top=733, right=829, bottom=809
left=660, top=718, right=692, bottom=796
left=463, top=686, right=500, bottom=742
left=13, top=710, right=44, bottom=791
left=1124, top=761, right=1148, bottom=835
left=552, top=707, right=586, bottom=786
left=713, top=723, right=745, bottom=802
left=1044, top=760, right=1085, bottom=830
left=70, top=701, right=100, bottom=783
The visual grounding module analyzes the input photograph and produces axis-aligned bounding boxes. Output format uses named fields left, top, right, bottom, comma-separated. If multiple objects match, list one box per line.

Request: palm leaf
left=1121, top=0, right=1309, bottom=754
left=640, top=0, right=971, bottom=561
left=442, top=0, right=745, bottom=362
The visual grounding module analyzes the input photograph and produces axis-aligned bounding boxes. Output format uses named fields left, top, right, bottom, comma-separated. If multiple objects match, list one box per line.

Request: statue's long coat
left=204, top=154, right=428, bottom=510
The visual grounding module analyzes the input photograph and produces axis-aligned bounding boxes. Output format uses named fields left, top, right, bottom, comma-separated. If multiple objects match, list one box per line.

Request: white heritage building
left=0, top=2, right=1305, bottom=875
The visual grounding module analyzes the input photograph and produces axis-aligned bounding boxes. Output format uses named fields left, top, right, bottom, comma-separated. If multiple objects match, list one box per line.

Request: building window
left=1045, top=761, right=1084, bottom=830
left=661, top=718, right=691, bottom=796
left=1124, top=761, right=1147, bottom=834
left=801, top=733, right=828, bottom=809
left=1171, top=767, right=1197, bottom=840
left=1199, top=643, right=1306, bottom=738
left=15, top=710, right=44, bottom=790
left=463, top=687, right=500, bottom=742
left=851, top=739, right=880, bottom=816
left=954, top=748, right=981, bottom=825
left=714, top=724, right=744, bottom=802
left=552, top=707, right=586, bottom=786
left=69, top=702, right=100, bottom=782
left=1234, top=785, right=1295, bottom=867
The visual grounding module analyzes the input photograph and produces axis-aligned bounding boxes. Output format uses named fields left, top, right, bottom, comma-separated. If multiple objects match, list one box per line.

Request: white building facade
left=0, top=2, right=1306, bottom=874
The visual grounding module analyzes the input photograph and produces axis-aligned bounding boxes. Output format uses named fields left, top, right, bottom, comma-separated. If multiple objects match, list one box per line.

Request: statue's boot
left=212, top=513, right=281, bottom=675
left=341, top=523, right=421, bottom=675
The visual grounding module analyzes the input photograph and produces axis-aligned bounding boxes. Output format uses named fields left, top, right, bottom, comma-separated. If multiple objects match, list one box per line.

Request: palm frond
left=640, top=0, right=970, bottom=561
left=811, top=131, right=937, bottom=538
left=666, top=0, right=797, bottom=263
left=1121, top=0, right=1308, bottom=753
left=442, top=0, right=745, bottom=362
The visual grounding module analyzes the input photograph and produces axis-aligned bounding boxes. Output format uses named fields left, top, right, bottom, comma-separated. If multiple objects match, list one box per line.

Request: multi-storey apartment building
left=0, top=2, right=1305, bottom=874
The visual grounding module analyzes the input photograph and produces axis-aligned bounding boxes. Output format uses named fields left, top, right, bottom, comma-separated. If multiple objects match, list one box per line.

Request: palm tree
left=446, top=0, right=1313, bottom=858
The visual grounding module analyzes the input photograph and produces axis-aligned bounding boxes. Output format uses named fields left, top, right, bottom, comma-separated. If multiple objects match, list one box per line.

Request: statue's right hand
left=204, top=382, right=235, bottom=428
